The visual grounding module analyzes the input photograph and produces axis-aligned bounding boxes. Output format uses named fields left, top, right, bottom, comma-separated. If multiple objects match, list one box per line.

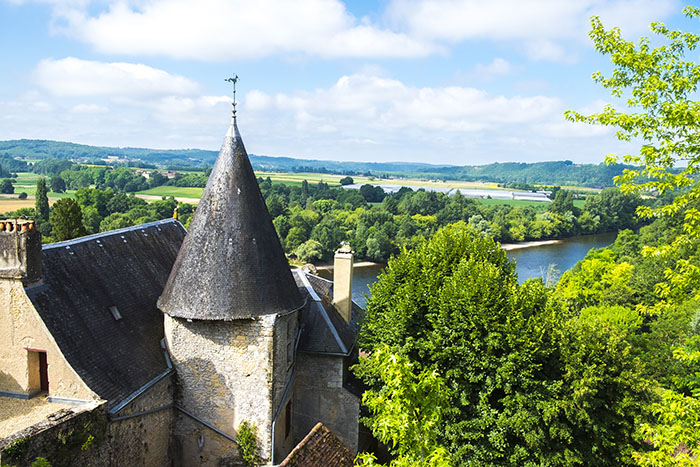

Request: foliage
left=18, top=192, right=27, bottom=200
left=50, top=198, right=87, bottom=241
left=634, top=337, right=700, bottom=466
left=555, top=249, right=635, bottom=310
left=3, top=437, right=28, bottom=458
left=353, top=346, right=452, bottom=467
left=35, top=178, right=49, bottom=223
left=566, top=6, right=700, bottom=310
left=30, top=459, right=51, bottom=467
left=358, top=222, right=649, bottom=466
left=294, top=239, right=324, bottom=263
left=0, top=179, right=14, bottom=194
left=340, top=176, right=354, bottom=185
left=49, top=175, right=66, bottom=193
left=237, top=420, right=260, bottom=467
left=579, top=304, right=643, bottom=333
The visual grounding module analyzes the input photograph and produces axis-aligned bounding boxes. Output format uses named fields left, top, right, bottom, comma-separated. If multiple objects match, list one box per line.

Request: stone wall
left=271, top=311, right=298, bottom=463
left=293, top=353, right=360, bottom=452
left=0, top=278, right=95, bottom=401
left=0, top=375, right=174, bottom=467
left=165, top=313, right=278, bottom=466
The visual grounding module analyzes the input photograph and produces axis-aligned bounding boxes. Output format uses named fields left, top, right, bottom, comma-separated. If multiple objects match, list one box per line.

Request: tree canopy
left=357, top=222, right=649, bottom=466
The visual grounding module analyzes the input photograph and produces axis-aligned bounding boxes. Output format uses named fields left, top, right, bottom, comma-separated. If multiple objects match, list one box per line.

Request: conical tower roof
left=158, top=117, right=303, bottom=320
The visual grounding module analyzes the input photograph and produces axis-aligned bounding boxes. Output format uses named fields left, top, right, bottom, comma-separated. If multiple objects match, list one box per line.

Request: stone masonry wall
left=271, top=311, right=298, bottom=463
left=0, top=375, right=174, bottom=467
left=165, top=313, right=277, bottom=466
left=293, top=353, right=360, bottom=452
left=0, top=278, right=95, bottom=401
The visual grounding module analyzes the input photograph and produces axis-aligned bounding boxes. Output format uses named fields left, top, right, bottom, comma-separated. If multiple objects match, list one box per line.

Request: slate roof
left=294, top=270, right=361, bottom=356
left=279, top=422, right=354, bottom=467
left=158, top=117, right=303, bottom=320
left=25, top=219, right=185, bottom=408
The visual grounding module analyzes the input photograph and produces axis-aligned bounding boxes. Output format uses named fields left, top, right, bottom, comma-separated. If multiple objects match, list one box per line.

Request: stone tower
left=158, top=114, right=304, bottom=465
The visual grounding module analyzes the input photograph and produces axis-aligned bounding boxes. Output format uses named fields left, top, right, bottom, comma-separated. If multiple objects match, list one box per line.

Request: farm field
left=137, top=171, right=528, bottom=200
left=476, top=198, right=585, bottom=208
left=0, top=195, right=63, bottom=214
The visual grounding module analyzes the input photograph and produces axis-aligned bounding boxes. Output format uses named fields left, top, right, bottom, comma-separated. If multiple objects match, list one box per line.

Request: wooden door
left=38, top=351, right=48, bottom=391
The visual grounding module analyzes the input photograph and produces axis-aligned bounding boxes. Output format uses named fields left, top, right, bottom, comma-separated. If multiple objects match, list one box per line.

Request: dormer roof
left=158, top=117, right=303, bottom=320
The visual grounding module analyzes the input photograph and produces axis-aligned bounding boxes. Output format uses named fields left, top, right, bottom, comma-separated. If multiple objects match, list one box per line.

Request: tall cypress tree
left=35, top=177, right=49, bottom=223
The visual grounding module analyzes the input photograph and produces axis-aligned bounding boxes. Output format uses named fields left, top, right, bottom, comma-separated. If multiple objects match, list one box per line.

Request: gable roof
left=25, top=219, right=185, bottom=408
left=158, top=117, right=303, bottom=320
left=279, top=422, right=354, bottom=467
left=294, top=270, right=361, bottom=356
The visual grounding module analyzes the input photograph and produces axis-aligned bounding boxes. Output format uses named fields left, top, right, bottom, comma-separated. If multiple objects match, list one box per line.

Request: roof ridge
left=44, top=218, right=183, bottom=250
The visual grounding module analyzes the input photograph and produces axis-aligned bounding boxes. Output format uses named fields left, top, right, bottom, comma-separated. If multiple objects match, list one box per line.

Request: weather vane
left=225, top=75, right=239, bottom=118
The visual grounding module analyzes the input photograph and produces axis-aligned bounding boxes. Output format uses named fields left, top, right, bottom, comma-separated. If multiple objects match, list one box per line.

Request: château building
left=0, top=110, right=362, bottom=466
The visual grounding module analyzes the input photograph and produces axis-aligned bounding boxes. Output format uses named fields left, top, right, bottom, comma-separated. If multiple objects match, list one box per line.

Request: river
left=318, top=231, right=618, bottom=308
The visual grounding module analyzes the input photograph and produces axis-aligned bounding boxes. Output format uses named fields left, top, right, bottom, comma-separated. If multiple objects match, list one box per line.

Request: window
left=109, top=305, right=122, bottom=321
left=285, top=401, right=292, bottom=439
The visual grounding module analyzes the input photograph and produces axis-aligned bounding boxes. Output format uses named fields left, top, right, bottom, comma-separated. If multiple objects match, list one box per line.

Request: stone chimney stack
left=0, top=219, right=42, bottom=286
left=333, top=242, right=354, bottom=323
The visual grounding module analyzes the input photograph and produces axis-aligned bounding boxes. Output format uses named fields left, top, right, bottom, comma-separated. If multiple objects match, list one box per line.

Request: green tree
left=50, top=175, right=66, bottom=193
left=0, top=178, right=14, bottom=194
left=565, top=6, right=700, bottom=308
left=339, top=176, right=354, bottom=185
left=50, top=198, right=87, bottom=241
left=35, top=177, right=49, bottom=223
left=354, top=346, right=452, bottom=467
left=294, top=239, right=323, bottom=263
left=99, top=213, right=133, bottom=232
left=566, top=9, right=700, bottom=464
left=359, top=222, right=649, bottom=466
left=634, top=337, right=700, bottom=466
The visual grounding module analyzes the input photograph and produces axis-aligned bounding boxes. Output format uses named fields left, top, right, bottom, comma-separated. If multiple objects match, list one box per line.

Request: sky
left=0, top=0, right=696, bottom=165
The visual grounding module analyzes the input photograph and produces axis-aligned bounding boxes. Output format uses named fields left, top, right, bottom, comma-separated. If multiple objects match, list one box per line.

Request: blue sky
left=0, top=0, right=694, bottom=165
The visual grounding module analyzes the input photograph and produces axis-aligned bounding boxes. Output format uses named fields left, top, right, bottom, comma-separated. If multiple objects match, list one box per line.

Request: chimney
left=0, top=219, right=42, bottom=286
left=333, top=243, right=354, bottom=323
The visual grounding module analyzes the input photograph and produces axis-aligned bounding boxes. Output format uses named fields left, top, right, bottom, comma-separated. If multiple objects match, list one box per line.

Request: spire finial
left=225, top=74, right=239, bottom=119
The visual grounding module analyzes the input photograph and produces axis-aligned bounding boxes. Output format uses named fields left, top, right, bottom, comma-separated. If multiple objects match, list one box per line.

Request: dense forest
left=0, top=139, right=639, bottom=186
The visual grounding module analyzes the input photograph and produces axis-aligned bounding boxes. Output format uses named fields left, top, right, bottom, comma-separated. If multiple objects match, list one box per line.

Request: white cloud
left=34, top=57, right=199, bottom=97
left=52, top=0, right=436, bottom=60
left=70, top=103, right=108, bottom=114
left=246, top=74, right=561, bottom=134
left=473, top=58, right=513, bottom=80
left=386, top=0, right=678, bottom=61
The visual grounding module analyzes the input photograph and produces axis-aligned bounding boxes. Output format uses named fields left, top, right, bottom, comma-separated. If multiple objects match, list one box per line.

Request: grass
left=137, top=186, right=204, bottom=198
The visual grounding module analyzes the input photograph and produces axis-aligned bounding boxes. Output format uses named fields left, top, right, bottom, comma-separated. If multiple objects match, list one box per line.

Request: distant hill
left=0, top=139, right=632, bottom=187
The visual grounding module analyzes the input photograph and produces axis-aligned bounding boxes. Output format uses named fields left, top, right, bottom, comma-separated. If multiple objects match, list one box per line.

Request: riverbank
left=500, top=239, right=563, bottom=251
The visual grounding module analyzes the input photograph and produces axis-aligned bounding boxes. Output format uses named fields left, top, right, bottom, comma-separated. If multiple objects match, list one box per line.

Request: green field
left=137, top=186, right=204, bottom=199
